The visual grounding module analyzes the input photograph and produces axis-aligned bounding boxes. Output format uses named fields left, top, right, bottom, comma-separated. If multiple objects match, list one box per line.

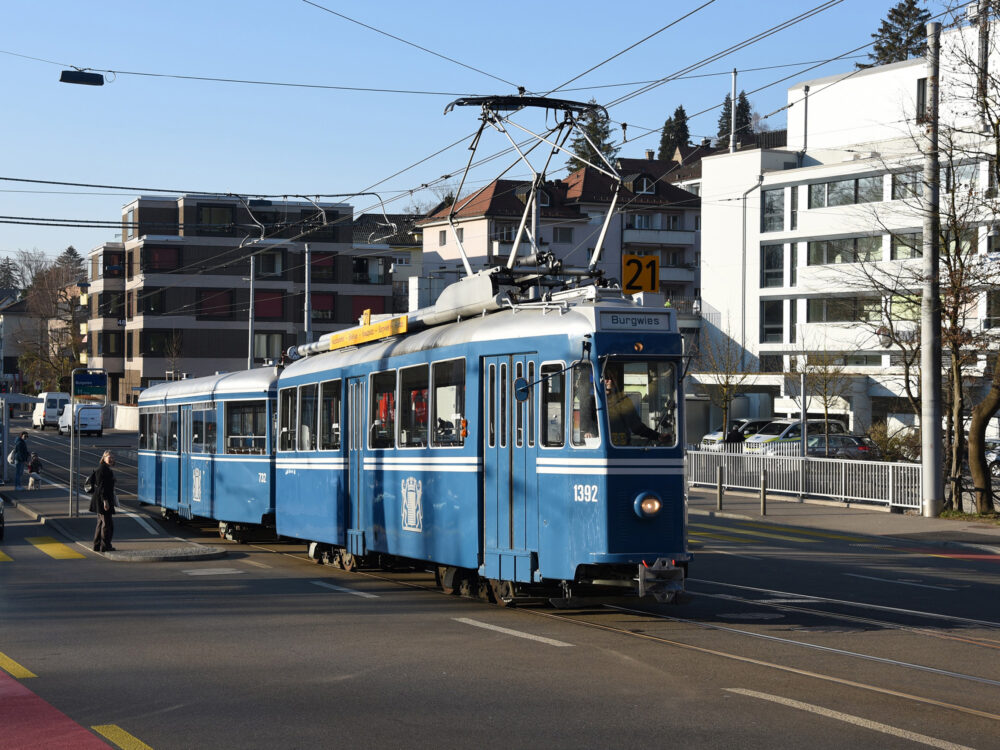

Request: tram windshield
left=597, top=358, right=678, bottom=448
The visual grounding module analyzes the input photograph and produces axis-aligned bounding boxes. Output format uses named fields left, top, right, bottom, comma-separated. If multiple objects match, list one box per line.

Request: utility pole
left=247, top=254, right=256, bottom=370
left=978, top=0, right=991, bottom=128
left=730, top=69, right=737, bottom=153
left=304, top=243, right=312, bottom=346
left=921, top=22, right=943, bottom=518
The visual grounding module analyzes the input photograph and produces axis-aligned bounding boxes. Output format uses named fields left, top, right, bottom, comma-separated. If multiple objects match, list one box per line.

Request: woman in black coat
left=89, top=450, right=117, bottom=552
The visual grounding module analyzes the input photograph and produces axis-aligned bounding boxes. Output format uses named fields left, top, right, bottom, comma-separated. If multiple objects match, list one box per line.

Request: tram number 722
left=573, top=484, right=599, bottom=503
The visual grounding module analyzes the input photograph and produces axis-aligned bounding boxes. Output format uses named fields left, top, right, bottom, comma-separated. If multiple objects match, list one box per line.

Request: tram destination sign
left=599, top=311, right=671, bottom=332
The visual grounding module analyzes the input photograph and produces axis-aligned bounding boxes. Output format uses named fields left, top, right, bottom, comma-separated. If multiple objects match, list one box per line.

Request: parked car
left=700, top=418, right=772, bottom=449
left=805, top=434, right=882, bottom=460
left=58, top=403, right=103, bottom=437
left=744, top=418, right=848, bottom=451
left=985, top=439, right=1000, bottom=476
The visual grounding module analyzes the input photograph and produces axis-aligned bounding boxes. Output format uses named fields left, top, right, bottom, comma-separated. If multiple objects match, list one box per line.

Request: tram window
left=165, top=408, right=179, bottom=452
left=432, top=359, right=465, bottom=447
left=500, top=363, right=508, bottom=448
left=150, top=412, right=165, bottom=451
left=527, top=362, right=535, bottom=447
left=319, top=379, right=341, bottom=450
left=191, top=410, right=205, bottom=454
left=299, top=384, right=318, bottom=451
left=278, top=387, right=297, bottom=451
left=399, top=365, right=429, bottom=448
left=203, top=408, right=217, bottom=454
left=515, top=362, right=523, bottom=447
left=571, top=361, right=599, bottom=447
left=226, top=401, right=267, bottom=454
left=540, top=362, right=565, bottom=447
left=138, top=412, right=148, bottom=449
left=487, top=364, right=496, bottom=448
left=370, top=370, right=396, bottom=449
left=603, top=359, right=678, bottom=448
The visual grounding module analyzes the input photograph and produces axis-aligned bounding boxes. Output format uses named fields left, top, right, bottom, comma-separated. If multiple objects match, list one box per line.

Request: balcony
left=623, top=228, right=696, bottom=246
left=659, top=264, right=697, bottom=283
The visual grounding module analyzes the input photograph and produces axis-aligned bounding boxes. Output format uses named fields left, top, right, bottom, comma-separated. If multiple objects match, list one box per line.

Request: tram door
left=178, top=404, right=193, bottom=519
left=346, top=377, right=366, bottom=556
left=482, top=354, right=537, bottom=582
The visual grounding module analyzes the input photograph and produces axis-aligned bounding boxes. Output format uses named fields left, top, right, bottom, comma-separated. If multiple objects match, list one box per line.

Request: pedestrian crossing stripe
left=689, top=523, right=819, bottom=543
left=25, top=536, right=86, bottom=560
left=0, top=652, right=36, bottom=679
left=0, top=550, right=11, bottom=562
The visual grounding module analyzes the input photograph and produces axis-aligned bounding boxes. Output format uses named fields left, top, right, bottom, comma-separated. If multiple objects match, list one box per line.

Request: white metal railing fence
left=686, top=447, right=922, bottom=509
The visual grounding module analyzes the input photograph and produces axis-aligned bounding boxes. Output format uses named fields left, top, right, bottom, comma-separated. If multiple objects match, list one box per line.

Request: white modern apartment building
left=694, top=21, right=999, bottom=438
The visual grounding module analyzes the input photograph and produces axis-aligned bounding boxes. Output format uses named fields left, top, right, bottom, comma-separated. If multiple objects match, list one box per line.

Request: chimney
left=645, top=149, right=655, bottom=160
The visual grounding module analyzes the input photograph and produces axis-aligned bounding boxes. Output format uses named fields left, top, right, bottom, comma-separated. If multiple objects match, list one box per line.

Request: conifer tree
left=566, top=99, right=619, bottom=173
left=55, top=245, right=86, bottom=282
left=858, top=0, right=931, bottom=68
left=717, top=90, right=753, bottom=149
left=657, top=105, right=690, bottom=161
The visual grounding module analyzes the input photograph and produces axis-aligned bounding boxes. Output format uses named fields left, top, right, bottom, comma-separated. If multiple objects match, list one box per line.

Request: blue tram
left=137, top=369, right=276, bottom=539
left=137, top=273, right=690, bottom=603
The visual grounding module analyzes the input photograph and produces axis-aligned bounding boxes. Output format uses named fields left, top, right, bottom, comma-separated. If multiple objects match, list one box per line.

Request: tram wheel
left=436, top=566, right=458, bottom=595
left=341, top=552, right=358, bottom=572
left=476, top=576, right=495, bottom=604
left=489, top=579, right=516, bottom=607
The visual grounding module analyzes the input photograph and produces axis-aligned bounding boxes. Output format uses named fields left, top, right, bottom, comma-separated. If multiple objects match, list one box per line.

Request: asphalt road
left=2, top=421, right=999, bottom=749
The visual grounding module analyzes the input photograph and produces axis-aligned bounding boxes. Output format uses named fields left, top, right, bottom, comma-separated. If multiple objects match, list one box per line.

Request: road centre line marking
left=454, top=617, right=573, bottom=647
left=311, top=580, right=379, bottom=599
left=0, top=652, right=36, bottom=679
left=181, top=568, right=244, bottom=576
left=844, top=573, right=957, bottom=592
left=689, top=530, right=764, bottom=544
left=735, top=522, right=873, bottom=544
left=91, top=724, right=155, bottom=750
left=26, top=536, right=86, bottom=560
left=724, top=688, right=974, bottom=750
left=690, top=523, right=818, bottom=543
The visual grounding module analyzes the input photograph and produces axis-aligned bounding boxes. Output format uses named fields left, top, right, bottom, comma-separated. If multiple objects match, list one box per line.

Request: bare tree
left=691, top=319, right=756, bottom=435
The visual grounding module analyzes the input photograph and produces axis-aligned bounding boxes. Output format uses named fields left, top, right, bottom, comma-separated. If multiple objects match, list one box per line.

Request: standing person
left=89, top=450, right=117, bottom=553
left=12, top=431, right=29, bottom=490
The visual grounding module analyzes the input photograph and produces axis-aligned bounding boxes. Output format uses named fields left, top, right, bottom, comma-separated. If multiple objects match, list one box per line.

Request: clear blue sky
left=0, top=0, right=948, bottom=260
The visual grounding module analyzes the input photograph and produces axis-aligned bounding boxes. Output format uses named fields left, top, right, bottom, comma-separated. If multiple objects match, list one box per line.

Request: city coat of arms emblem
left=401, top=476, right=423, bottom=532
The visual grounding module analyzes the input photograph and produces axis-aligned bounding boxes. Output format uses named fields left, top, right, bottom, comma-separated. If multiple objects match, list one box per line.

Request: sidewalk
left=1, top=485, right=226, bottom=562
left=688, top=485, right=1000, bottom=555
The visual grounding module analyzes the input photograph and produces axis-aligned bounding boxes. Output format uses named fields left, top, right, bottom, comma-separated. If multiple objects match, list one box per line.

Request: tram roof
left=138, top=368, right=277, bottom=405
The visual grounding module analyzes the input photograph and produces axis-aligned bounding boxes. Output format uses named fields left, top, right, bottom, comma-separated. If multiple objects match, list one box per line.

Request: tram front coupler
left=637, top=558, right=687, bottom=602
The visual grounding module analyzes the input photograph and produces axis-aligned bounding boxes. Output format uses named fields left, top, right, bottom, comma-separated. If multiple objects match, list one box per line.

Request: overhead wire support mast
left=443, top=95, right=624, bottom=279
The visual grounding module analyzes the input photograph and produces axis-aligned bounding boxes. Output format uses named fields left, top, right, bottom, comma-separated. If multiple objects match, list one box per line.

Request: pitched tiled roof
left=565, top=166, right=699, bottom=208
left=419, top=179, right=584, bottom=224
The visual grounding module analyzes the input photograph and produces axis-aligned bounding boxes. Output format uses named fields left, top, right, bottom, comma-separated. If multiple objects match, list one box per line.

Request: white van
left=58, top=403, right=103, bottom=437
left=32, top=392, right=70, bottom=430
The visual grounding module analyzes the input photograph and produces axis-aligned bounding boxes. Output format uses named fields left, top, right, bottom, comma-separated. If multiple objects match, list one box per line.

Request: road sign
left=622, top=254, right=660, bottom=295
left=72, top=369, right=108, bottom=405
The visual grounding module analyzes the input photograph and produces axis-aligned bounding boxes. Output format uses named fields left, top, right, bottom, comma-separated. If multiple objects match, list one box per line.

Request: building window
left=986, top=290, right=1000, bottom=329
left=125, top=208, right=135, bottom=240
left=629, top=213, right=652, bottom=230
left=761, top=188, right=784, bottom=232
left=258, top=250, right=284, bottom=278
left=892, top=170, right=923, bottom=200
left=255, top=290, right=284, bottom=319
left=790, top=187, right=798, bottom=230
left=97, top=332, right=123, bottom=356
left=807, top=235, right=882, bottom=265
left=636, top=176, right=655, bottom=195
left=197, top=289, right=234, bottom=320
left=891, top=232, right=923, bottom=260
left=663, top=214, right=681, bottom=230
left=807, top=297, right=879, bottom=323
left=759, top=355, right=783, bottom=373
left=553, top=227, right=574, bottom=244
left=760, top=300, right=783, bottom=343
left=197, top=205, right=235, bottom=236
left=809, top=177, right=883, bottom=208
left=456, top=227, right=464, bottom=242
left=789, top=299, right=797, bottom=343
left=945, top=162, right=979, bottom=192
left=392, top=255, right=410, bottom=266
left=311, top=252, right=336, bottom=281
left=537, top=191, right=550, bottom=207
left=141, top=288, right=166, bottom=315
left=492, top=223, right=517, bottom=242
left=311, top=292, right=335, bottom=321
left=253, top=332, right=283, bottom=361
left=916, top=77, right=927, bottom=123
left=790, top=243, right=798, bottom=287
left=438, top=230, right=447, bottom=246
left=143, top=246, right=179, bottom=273
left=141, top=330, right=179, bottom=356
left=760, top=244, right=783, bottom=287
left=695, top=215, right=701, bottom=230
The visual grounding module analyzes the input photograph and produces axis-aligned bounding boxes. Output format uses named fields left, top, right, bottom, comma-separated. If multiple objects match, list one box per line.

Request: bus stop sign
left=72, top=370, right=108, bottom=405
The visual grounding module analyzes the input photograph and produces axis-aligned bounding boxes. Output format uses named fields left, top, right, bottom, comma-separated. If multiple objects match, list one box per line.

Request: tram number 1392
left=573, top=484, right=599, bottom=503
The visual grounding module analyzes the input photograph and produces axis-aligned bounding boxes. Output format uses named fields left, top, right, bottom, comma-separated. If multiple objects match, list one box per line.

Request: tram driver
left=581, top=366, right=668, bottom=445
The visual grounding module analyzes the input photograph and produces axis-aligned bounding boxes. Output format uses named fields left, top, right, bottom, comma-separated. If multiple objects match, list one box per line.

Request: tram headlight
left=634, top=492, right=662, bottom=518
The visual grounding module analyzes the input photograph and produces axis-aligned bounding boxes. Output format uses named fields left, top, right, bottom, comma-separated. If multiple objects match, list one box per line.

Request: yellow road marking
left=26, top=536, right=86, bottom=560
left=91, top=725, right=154, bottom=750
left=690, top=523, right=818, bottom=543
left=0, top=652, right=37, bottom=678
left=689, top=530, right=757, bottom=544
left=734, top=521, right=873, bottom=543
left=0, top=550, right=12, bottom=562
